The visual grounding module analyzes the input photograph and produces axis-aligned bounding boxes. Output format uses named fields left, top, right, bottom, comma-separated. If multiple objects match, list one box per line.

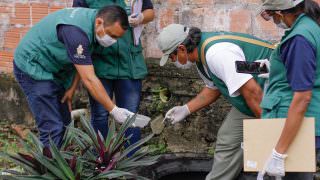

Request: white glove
left=109, top=106, right=134, bottom=124
left=255, top=59, right=270, bottom=79
left=128, top=13, right=144, bottom=27
left=165, top=105, right=191, bottom=124
left=257, top=148, right=287, bottom=180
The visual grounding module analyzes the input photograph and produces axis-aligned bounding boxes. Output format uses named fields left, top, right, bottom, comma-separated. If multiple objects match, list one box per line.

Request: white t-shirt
left=197, top=42, right=253, bottom=97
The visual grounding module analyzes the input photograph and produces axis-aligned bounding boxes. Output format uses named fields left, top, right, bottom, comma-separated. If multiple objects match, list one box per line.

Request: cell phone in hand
left=235, top=61, right=269, bottom=74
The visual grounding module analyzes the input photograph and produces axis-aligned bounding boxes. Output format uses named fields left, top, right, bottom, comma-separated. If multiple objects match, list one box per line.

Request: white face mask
left=174, top=52, right=193, bottom=69
left=276, top=19, right=289, bottom=29
left=96, top=26, right=117, bottom=47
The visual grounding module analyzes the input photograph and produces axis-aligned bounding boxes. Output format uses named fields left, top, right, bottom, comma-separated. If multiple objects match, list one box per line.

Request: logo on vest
left=74, top=44, right=86, bottom=59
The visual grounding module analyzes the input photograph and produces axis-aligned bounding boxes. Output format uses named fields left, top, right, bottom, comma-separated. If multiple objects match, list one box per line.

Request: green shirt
left=84, top=0, right=148, bottom=79
left=14, top=8, right=98, bottom=88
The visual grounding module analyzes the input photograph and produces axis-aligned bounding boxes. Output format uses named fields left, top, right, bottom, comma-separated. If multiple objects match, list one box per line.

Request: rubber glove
left=110, top=106, right=134, bottom=124
left=255, top=59, right=270, bottom=79
left=257, top=148, right=287, bottom=180
left=128, top=13, right=144, bottom=27
left=165, top=105, right=191, bottom=124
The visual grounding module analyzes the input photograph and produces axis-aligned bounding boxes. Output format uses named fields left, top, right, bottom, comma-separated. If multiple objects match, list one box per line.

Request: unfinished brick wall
left=1, top=0, right=320, bottom=73
left=0, top=0, right=72, bottom=73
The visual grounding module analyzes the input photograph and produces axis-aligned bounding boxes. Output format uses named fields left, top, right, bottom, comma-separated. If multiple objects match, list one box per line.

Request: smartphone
left=235, top=61, right=269, bottom=74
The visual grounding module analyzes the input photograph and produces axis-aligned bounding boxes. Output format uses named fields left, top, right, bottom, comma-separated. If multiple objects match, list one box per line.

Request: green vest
left=14, top=8, right=98, bottom=88
left=261, top=14, right=320, bottom=136
left=85, top=0, right=147, bottom=79
left=197, top=32, right=275, bottom=116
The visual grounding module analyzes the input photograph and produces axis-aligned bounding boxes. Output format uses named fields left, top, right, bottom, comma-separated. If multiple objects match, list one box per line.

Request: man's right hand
left=110, top=106, right=134, bottom=124
left=165, top=105, right=191, bottom=124
left=255, top=59, right=270, bottom=79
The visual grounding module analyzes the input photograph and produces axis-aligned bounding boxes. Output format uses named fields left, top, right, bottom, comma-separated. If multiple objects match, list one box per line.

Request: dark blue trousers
left=14, top=63, right=71, bottom=148
left=88, top=79, right=142, bottom=155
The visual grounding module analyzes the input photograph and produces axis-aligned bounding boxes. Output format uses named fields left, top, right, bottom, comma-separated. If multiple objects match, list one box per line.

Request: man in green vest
left=72, top=0, right=154, bottom=153
left=157, top=24, right=274, bottom=180
left=256, top=0, right=320, bottom=179
left=13, top=6, right=133, bottom=154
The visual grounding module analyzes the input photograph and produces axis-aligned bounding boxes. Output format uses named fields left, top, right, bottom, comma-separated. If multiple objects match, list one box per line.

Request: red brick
left=32, top=7, right=48, bottom=14
left=32, top=18, right=43, bottom=24
left=31, top=3, right=49, bottom=9
left=31, top=3, right=49, bottom=24
left=158, top=9, right=175, bottom=29
left=49, top=5, right=64, bottom=13
left=0, top=6, right=13, bottom=13
left=166, top=0, right=182, bottom=6
left=0, top=51, right=14, bottom=62
left=32, top=13, right=47, bottom=19
left=0, top=61, right=12, bottom=67
left=4, top=31, right=20, bottom=39
left=10, top=18, right=31, bottom=25
left=0, top=66, right=13, bottom=73
left=15, top=3, right=31, bottom=19
left=4, top=41, right=19, bottom=49
left=230, top=9, right=252, bottom=33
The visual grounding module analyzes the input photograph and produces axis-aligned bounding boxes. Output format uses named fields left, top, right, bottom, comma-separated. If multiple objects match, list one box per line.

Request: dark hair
left=281, top=0, right=320, bottom=25
left=96, top=5, right=129, bottom=30
left=181, top=27, right=202, bottom=53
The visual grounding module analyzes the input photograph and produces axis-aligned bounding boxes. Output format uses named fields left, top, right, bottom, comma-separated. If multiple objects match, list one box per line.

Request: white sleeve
left=196, top=67, right=218, bottom=90
left=205, top=42, right=253, bottom=97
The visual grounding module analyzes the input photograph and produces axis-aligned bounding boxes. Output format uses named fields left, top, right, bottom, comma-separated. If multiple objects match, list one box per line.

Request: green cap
left=157, top=24, right=189, bottom=66
left=261, top=0, right=304, bottom=11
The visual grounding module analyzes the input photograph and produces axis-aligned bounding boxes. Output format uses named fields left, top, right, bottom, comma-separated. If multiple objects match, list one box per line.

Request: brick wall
left=1, top=0, right=320, bottom=73
left=0, top=0, right=72, bottom=73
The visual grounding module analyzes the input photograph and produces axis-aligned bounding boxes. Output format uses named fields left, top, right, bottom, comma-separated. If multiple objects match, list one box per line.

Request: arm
left=61, top=72, right=80, bottom=111
left=141, top=9, right=154, bottom=24
left=239, top=78, right=263, bottom=117
left=276, top=36, right=316, bottom=153
left=165, top=87, right=221, bottom=124
left=69, top=72, right=80, bottom=92
left=57, top=25, right=114, bottom=111
left=187, top=87, right=221, bottom=113
left=74, top=65, right=115, bottom=112
left=205, top=42, right=261, bottom=116
left=275, top=91, right=312, bottom=153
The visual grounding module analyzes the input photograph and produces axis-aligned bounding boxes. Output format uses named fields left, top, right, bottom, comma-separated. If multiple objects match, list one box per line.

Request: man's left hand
left=128, top=13, right=144, bottom=27
left=257, top=148, right=287, bottom=180
left=61, top=88, right=76, bottom=112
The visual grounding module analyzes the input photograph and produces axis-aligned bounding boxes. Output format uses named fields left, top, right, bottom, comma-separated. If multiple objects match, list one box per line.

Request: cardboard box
left=243, top=118, right=316, bottom=172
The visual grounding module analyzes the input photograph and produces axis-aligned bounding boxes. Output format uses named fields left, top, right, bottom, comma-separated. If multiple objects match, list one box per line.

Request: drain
left=159, top=172, right=208, bottom=180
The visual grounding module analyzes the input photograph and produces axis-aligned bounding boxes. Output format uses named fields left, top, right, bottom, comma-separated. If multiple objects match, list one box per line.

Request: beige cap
left=157, top=24, right=189, bottom=66
left=261, top=0, right=304, bottom=11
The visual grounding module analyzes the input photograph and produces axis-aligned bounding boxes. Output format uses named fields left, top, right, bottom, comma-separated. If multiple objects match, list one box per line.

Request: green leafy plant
left=0, top=115, right=159, bottom=180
